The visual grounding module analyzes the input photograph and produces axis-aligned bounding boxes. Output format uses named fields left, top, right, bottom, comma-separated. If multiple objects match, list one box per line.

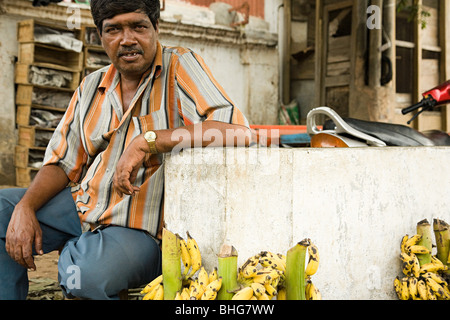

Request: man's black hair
left=90, top=0, right=160, bottom=34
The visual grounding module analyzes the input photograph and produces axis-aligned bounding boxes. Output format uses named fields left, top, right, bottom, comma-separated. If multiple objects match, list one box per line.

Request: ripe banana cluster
left=233, top=251, right=285, bottom=300
left=231, top=241, right=321, bottom=300
left=176, top=267, right=223, bottom=300
left=394, top=233, right=450, bottom=300
left=141, top=231, right=223, bottom=300
left=180, top=231, right=202, bottom=279
left=140, top=229, right=322, bottom=301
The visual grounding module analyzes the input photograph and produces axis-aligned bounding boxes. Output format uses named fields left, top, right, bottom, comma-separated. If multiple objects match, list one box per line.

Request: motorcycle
left=303, top=81, right=450, bottom=148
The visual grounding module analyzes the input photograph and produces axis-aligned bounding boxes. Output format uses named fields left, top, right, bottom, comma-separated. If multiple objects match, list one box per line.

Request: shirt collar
left=98, top=41, right=163, bottom=93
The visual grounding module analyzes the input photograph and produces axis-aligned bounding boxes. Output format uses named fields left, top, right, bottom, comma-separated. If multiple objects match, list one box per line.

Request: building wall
left=0, top=15, right=21, bottom=185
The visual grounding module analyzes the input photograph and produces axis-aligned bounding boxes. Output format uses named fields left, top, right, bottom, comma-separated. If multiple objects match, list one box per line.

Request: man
left=0, top=0, right=250, bottom=300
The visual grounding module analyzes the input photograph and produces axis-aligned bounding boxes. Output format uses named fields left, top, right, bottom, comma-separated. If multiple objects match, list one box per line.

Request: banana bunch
left=176, top=267, right=223, bottom=300
left=237, top=252, right=284, bottom=300
left=180, top=231, right=202, bottom=279
left=141, top=274, right=164, bottom=300
left=233, top=252, right=284, bottom=300
left=231, top=241, right=322, bottom=300
left=394, top=233, right=450, bottom=300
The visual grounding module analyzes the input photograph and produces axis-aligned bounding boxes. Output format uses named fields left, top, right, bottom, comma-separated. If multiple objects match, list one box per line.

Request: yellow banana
left=174, top=291, right=182, bottom=300
left=408, top=277, right=418, bottom=299
left=305, top=281, right=322, bottom=300
left=400, top=277, right=410, bottom=300
left=258, top=292, right=271, bottom=300
left=405, top=234, right=422, bottom=248
left=201, top=289, right=217, bottom=300
left=408, top=245, right=430, bottom=255
left=208, top=267, right=218, bottom=283
left=399, top=252, right=414, bottom=276
left=241, top=265, right=258, bottom=278
left=141, top=274, right=163, bottom=294
left=198, top=266, right=209, bottom=289
left=443, top=285, right=450, bottom=300
left=189, top=279, right=204, bottom=300
left=252, top=274, right=270, bottom=285
left=394, top=276, right=402, bottom=300
left=241, top=254, right=260, bottom=270
left=205, top=277, right=222, bottom=293
left=420, top=262, right=448, bottom=274
left=251, top=282, right=266, bottom=298
left=260, top=251, right=286, bottom=272
left=411, top=254, right=420, bottom=278
left=264, top=282, right=277, bottom=297
left=142, top=282, right=162, bottom=300
left=232, top=286, right=254, bottom=300
left=277, top=287, right=286, bottom=300
left=181, top=287, right=190, bottom=300
left=424, top=277, right=448, bottom=299
left=426, top=284, right=437, bottom=300
left=422, top=272, right=448, bottom=286
left=186, top=231, right=202, bottom=278
left=400, top=234, right=409, bottom=253
left=417, top=280, right=428, bottom=300
left=153, top=284, right=164, bottom=300
left=178, top=235, right=191, bottom=278
left=305, top=243, right=320, bottom=276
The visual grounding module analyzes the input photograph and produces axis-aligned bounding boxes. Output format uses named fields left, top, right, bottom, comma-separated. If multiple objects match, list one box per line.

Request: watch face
left=145, top=131, right=156, bottom=141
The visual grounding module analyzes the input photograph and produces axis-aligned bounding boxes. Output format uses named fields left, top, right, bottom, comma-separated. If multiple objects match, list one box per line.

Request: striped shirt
left=43, top=41, right=249, bottom=239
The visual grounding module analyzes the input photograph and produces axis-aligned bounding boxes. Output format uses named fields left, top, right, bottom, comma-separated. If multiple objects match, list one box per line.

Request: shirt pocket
left=135, top=108, right=168, bottom=133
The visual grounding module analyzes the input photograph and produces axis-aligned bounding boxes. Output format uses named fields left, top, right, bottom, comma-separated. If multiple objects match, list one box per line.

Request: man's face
left=100, top=11, right=158, bottom=79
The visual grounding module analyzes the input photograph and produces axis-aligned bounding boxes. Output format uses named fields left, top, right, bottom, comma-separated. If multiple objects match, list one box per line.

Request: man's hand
left=5, top=205, right=43, bottom=271
left=113, top=134, right=147, bottom=197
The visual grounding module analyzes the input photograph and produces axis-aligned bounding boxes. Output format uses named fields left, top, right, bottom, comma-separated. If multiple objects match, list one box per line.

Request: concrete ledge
left=164, top=146, right=450, bottom=300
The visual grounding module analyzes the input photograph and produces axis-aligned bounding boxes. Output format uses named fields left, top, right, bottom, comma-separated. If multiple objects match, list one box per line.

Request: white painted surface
left=164, top=146, right=450, bottom=299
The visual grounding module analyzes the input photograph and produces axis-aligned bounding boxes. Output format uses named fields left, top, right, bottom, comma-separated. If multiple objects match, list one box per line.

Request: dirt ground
left=26, top=251, right=64, bottom=300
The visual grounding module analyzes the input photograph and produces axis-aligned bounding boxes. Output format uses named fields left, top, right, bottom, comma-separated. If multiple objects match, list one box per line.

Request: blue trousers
left=0, top=187, right=161, bottom=300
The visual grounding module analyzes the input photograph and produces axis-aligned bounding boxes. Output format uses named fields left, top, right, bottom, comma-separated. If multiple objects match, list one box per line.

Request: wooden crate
left=80, top=25, right=102, bottom=48
left=18, top=43, right=84, bottom=72
left=18, top=125, right=55, bottom=148
left=16, top=105, right=66, bottom=127
left=84, top=47, right=110, bottom=70
left=15, top=84, right=73, bottom=107
left=18, top=19, right=82, bottom=44
left=15, top=63, right=80, bottom=91
left=15, top=145, right=45, bottom=169
left=15, top=167, right=39, bottom=188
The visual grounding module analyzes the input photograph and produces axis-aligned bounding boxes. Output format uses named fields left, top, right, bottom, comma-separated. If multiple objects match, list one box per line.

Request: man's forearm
left=17, top=164, right=70, bottom=212
left=152, top=121, right=252, bottom=154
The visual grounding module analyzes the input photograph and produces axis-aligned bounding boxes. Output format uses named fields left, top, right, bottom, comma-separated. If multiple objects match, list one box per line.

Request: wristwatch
left=143, top=131, right=158, bottom=154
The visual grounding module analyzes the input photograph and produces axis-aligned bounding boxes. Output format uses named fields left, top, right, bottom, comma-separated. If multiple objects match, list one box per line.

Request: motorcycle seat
left=324, top=118, right=435, bottom=147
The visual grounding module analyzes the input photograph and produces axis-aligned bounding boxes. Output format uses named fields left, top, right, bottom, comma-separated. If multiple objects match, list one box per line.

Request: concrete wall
left=0, top=15, right=21, bottom=185
left=164, top=146, right=450, bottom=300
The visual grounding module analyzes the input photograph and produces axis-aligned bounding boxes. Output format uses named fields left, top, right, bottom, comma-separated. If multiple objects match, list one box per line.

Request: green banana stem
left=416, top=219, right=432, bottom=266
left=285, top=239, right=308, bottom=300
left=433, top=218, right=449, bottom=269
left=217, top=244, right=239, bottom=300
left=162, top=228, right=182, bottom=300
